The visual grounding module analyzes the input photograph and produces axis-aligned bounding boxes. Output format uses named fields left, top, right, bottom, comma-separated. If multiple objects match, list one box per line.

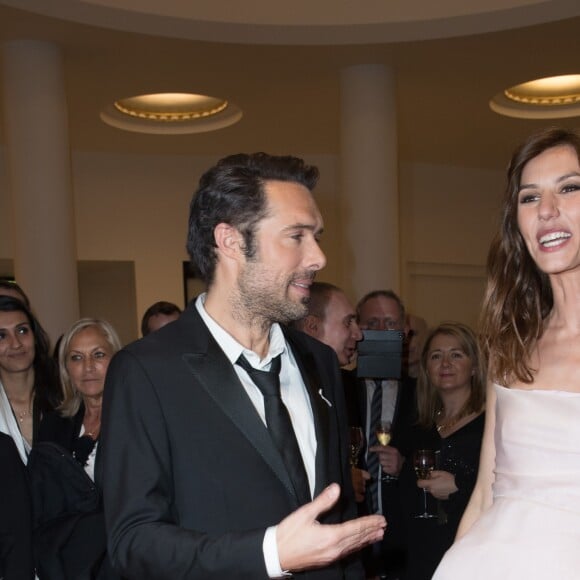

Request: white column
left=2, top=40, right=79, bottom=343
left=340, top=64, right=399, bottom=299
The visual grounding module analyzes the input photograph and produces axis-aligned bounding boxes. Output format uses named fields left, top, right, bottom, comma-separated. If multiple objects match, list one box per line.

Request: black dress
left=399, top=413, right=485, bottom=580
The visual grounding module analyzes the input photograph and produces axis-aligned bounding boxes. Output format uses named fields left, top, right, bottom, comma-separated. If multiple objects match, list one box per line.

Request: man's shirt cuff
left=263, top=525, right=292, bottom=578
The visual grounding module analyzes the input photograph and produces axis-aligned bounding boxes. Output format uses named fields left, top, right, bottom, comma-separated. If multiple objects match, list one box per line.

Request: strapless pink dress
left=433, top=384, right=580, bottom=579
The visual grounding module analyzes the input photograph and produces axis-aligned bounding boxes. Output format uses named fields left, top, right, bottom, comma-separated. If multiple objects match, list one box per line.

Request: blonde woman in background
left=38, top=318, right=121, bottom=479
left=30, top=318, right=121, bottom=579
left=398, top=322, right=485, bottom=580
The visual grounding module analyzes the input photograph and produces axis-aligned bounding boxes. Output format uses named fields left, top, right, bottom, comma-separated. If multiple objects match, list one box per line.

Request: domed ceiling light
left=101, top=92, right=242, bottom=134
left=490, top=74, right=580, bottom=119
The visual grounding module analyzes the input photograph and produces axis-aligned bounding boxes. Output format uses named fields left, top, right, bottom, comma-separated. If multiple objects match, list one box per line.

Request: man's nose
left=307, top=238, right=327, bottom=271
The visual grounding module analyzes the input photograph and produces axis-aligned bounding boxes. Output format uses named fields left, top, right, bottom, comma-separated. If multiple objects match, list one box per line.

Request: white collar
left=195, top=293, right=286, bottom=370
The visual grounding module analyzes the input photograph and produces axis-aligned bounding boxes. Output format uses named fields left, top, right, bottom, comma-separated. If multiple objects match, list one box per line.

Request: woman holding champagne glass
left=434, top=128, right=580, bottom=578
left=398, top=322, right=485, bottom=580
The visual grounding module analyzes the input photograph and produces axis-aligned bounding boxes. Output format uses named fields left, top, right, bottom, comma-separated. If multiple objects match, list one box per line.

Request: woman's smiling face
left=0, top=310, right=35, bottom=377
left=517, top=144, right=580, bottom=277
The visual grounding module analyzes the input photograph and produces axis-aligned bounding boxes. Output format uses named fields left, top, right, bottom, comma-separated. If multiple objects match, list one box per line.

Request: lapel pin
left=318, top=389, right=332, bottom=407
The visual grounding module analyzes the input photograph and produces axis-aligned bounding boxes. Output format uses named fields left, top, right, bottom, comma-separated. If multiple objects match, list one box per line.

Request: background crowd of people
left=0, top=275, right=487, bottom=580
left=0, top=288, right=179, bottom=578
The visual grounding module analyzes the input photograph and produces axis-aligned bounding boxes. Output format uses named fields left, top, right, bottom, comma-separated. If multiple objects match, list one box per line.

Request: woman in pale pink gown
left=433, top=127, right=580, bottom=579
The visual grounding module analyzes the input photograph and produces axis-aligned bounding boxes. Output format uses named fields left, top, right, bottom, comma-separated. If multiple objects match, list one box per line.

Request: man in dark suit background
left=290, top=281, right=362, bottom=371
left=290, top=281, right=370, bottom=504
left=99, top=153, right=385, bottom=579
left=356, top=290, right=417, bottom=580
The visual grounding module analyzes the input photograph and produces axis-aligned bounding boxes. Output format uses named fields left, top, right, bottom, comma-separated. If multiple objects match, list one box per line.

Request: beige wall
left=0, top=158, right=12, bottom=258
left=399, top=161, right=503, bottom=328
left=0, top=148, right=504, bottom=337
left=69, top=152, right=341, bottom=333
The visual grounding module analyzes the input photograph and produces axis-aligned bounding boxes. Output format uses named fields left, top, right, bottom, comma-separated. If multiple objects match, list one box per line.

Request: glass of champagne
left=413, top=449, right=437, bottom=519
left=375, top=421, right=397, bottom=482
left=349, top=427, right=365, bottom=467
left=375, top=421, right=392, bottom=447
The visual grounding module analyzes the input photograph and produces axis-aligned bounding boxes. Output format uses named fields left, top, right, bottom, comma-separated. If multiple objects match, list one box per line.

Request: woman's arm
left=454, top=380, right=496, bottom=540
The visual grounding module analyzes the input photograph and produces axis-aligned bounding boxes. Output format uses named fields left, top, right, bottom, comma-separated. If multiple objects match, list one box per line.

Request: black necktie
left=367, top=379, right=383, bottom=513
left=236, top=354, right=311, bottom=505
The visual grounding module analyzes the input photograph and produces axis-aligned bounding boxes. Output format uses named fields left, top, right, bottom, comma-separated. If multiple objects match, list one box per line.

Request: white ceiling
left=0, top=1, right=579, bottom=169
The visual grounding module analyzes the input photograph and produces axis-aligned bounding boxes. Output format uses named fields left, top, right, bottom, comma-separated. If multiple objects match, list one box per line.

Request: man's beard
left=234, top=262, right=311, bottom=326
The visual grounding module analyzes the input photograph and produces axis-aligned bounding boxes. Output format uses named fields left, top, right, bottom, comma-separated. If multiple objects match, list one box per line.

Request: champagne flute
left=375, top=421, right=392, bottom=447
left=348, top=427, right=365, bottom=467
left=375, top=421, right=397, bottom=482
left=413, top=449, right=437, bottom=519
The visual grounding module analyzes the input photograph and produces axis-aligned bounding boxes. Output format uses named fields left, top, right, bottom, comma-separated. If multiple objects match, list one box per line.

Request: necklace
left=9, top=401, right=32, bottom=423
left=83, top=418, right=100, bottom=439
left=17, top=408, right=31, bottom=422
left=435, top=410, right=461, bottom=433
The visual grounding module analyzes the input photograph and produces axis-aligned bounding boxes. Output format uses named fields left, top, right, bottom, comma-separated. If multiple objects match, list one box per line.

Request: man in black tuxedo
left=99, top=153, right=385, bottom=579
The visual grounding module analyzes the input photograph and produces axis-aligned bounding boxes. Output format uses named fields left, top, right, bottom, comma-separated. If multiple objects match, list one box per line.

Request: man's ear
left=214, top=223, right=243, bottom=260
left=303, top=314, right=321, bottom=338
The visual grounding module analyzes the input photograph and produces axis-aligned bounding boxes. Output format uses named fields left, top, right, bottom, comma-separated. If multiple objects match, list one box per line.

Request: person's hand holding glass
left=413, top=449, right=438, bottom=518
left=370, top=421, right=403, bottom=482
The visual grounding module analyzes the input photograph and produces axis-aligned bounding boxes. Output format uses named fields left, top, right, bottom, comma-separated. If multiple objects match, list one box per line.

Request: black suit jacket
left=0, top=433, right=34, bottom=580
left=98, top=304, right=362, bottom=580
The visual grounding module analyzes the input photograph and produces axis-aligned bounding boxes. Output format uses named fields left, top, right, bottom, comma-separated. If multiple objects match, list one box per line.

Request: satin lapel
left=182, top=336, right=297, bottom=501
left=286, top=335, right=330, bottom=496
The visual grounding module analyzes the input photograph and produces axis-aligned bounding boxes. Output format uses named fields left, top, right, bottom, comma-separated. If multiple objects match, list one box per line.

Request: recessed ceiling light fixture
left=101, top=92, right=242, bottom=134
left=490, top=74, right=580, bottom=119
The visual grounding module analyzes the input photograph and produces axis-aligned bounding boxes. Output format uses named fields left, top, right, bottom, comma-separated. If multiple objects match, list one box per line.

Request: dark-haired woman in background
left=399, top=322, right=485, bottom=580
left=0, top=296, right=59, bottom=463
left=434, top=129, right=580, bottom=578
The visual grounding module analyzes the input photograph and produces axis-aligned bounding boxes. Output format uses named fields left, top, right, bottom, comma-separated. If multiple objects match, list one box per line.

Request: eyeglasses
left=360, top=318, right=401, bottom=331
